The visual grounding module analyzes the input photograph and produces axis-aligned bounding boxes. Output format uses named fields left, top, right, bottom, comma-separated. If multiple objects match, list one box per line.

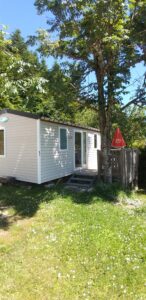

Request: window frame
left=59, top=127, right=68, bottom=151
left=94, top=134, right=97, bottom=149
left=0, top=128, right=6, bottom=158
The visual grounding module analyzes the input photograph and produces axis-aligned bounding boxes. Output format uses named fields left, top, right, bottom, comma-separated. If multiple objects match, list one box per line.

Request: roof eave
left=0, top=109, right=100, bottom=132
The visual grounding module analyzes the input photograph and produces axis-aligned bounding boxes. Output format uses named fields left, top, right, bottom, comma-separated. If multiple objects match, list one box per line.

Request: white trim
left=37, top=120, right=41, bottom=184
left=59, top=127, right=68, bottom=151
left=0, top=127, right=6, bottom=158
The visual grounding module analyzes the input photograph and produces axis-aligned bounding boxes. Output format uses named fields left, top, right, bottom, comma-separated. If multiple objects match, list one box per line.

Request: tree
left=33, top=0, right=146, bottom=182
left=112, top=106, right=146, bottom=149
left=0, top=27, right=86, bottom=121
left=46, top=62, right=85, bottom=121
left=0, top=26, right=50, bottom=112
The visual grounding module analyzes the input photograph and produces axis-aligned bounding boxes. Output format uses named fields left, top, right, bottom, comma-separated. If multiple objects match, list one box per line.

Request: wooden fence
left=97, top=148, right=139, bottom=188
left=139, top=150, right=146, bottom=188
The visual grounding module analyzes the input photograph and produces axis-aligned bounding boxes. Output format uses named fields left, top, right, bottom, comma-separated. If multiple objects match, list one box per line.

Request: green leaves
left=33, top=1, right=146, bottom=152
left=0, top=26, right=49, bottom=112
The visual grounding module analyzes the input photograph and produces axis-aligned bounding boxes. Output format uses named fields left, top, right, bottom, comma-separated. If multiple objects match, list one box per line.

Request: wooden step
left=69, top=181, right=92, bottom=186
left=66, top=183, right=90, bottom=189
left=73, top=174, right=96, bottom=180
left=69, top=177, right=93, bottom=184
left=66, top=172, right=97, bottom=190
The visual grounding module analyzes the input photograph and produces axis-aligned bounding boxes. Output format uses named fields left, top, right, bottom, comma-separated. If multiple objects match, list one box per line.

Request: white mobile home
left=0, top=109, right=101, bottom=184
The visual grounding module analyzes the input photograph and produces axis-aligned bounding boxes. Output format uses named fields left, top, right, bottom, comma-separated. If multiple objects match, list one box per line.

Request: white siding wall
left=40, top=121, right=101, bottom=183
left=0, top=113, right=38, bottom=183
left=40, top=121, right=74, bottom=183
left=0, top=113, right=101, bottom=184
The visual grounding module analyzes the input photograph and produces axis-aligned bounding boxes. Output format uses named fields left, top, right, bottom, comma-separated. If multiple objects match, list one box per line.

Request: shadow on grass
left=0, top=181, right=134, bottom=230
left=62, top=182, right=133, bottom=205
left=0, top=183, right=59, bottom=230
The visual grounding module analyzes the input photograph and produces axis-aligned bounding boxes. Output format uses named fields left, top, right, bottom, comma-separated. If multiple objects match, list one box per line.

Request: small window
left=0, top=129, right=4, bottom=156
left=60, top=128, right=67, bottom=150
left=94, top=134, right=97, bottom=149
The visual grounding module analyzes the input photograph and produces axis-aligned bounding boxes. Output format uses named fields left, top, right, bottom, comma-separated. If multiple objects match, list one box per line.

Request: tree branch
left=122, top=91, right=146, bottom=110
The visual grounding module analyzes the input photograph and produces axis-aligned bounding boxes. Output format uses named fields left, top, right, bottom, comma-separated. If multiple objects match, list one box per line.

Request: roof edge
left=0, top=109, right=40, bottom=120
left=0, top=108, right=100, bottom=132
left=41, top=116, right=100, bottom=132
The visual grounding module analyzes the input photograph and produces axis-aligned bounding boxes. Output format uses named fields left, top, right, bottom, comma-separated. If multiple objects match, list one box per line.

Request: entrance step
left=66, top=171, right=97, bottom=190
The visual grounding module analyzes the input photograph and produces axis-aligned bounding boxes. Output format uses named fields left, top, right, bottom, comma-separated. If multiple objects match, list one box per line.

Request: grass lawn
left=0, top=183, right=146, bottom=300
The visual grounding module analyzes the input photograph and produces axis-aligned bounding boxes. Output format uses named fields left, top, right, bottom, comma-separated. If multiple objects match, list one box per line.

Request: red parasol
left=111, top=128, right=126, bottom=148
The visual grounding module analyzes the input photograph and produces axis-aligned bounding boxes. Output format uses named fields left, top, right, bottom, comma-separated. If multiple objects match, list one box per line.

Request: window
left=60, top=128, right=67, bottom=150
left=0, top=129, right=4, bottom=156
left=94, top=134, right=97, bottom=149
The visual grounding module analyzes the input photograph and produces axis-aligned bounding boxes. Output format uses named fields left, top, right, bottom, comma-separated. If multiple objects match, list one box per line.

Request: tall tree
left=34, top=0, right=146, bottom=182
left=0, top=27, right=85, bottom=120
left=0, top=27, right=50, bottom=112
left=46, top=62, right=84, bottom=120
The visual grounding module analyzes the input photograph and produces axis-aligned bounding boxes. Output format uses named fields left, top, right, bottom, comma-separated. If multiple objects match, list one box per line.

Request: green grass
left=0, top=183, right=146, bottom=300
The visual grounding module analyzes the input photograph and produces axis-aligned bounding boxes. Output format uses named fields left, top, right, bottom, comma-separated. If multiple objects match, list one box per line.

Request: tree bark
left=95, top=64, right=112, bottom=183
left=94, top=52, right=116, bottom=183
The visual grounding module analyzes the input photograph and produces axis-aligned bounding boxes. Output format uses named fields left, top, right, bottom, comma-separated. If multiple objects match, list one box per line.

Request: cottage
left=0, top=109, right=101, bottom=184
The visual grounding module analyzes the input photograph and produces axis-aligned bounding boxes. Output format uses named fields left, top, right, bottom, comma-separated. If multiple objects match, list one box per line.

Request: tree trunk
left=101, top=127, right=112, bottom=183
left=95, top=63, right=113, bottom=183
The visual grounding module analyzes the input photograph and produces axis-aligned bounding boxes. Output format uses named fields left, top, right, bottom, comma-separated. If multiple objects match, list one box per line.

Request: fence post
left=132, top=149, right=134, bottom=189
left=135, top=149, right=139, bottom=190
left=121, top=149, right=124, bottom=188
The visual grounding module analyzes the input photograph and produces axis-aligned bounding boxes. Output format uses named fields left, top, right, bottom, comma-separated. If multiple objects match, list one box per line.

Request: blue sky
left=0, top=0, right=145, bottom=104
left=0, top=0, right=47, bottom=37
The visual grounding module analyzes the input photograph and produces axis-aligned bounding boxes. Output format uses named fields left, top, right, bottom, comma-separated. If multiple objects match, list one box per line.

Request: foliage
left=45, top=62, right=83, bottom=121
left=0, top=184, right=146, bottom=299
left=0, top=26, right=50, bottom=112
left=74, top=107, right=99, bottom=128
left=1, top=27, right=93, bottom=123
left=34, top=0, right=146, bottom=107
left=112, top=106, right=146, bottom=148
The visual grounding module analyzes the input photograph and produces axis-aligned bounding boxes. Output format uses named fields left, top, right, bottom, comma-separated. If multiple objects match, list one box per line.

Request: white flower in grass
left=125, top=257, right=131, bottom=262
left=57, top=272, right=61, bottom=279
left=87, top=279, right=93, bottom=286
left=70, top=269, right=76, bottom=273
left=50, top=233, right=57, bottom=242
left=133, top=265, right=140, bottom=270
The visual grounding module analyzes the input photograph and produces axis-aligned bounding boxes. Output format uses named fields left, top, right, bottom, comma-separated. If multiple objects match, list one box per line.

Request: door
left=75, top=132, right=82, bottom=168
left=75, top=131, right=87, bottom=169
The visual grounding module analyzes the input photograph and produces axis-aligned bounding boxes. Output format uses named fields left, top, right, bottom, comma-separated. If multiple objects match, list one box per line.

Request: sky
left=0, top=0, right=48, bottom=38
left=0, top=0, right=145, bottom=104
